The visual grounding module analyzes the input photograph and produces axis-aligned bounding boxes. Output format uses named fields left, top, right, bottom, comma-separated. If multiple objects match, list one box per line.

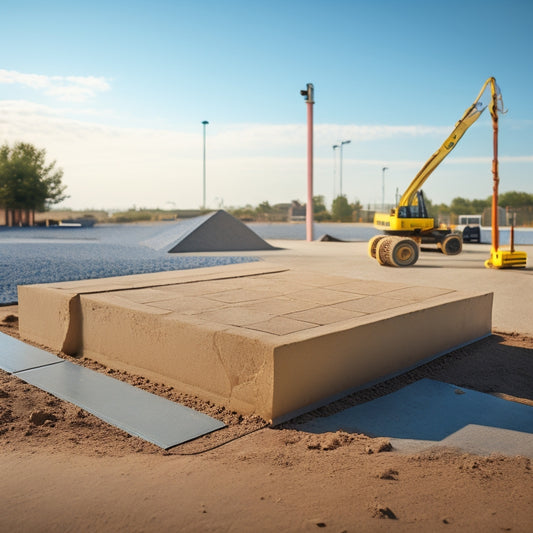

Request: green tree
left=449, top=197, right=475, bottom=214
left=227, top=204, right=256, bottom=221
left=471, top=198, right=491, bottom=212
left=498, top=191, right=533, bottom=207
left=256, top=201, right=273, bottom=214
left=0, top=142, right=67, bottom=225
left=350, top=199, right=362, bottom=221
left=313, top=195, right=331, bottom=221
left=431, top=202, right=450, bottom=221
left=312, top=195, right=326, bottom=214
left=331, top=195, right=353, bottom=222
left=255, top=201, right=273, bottom=220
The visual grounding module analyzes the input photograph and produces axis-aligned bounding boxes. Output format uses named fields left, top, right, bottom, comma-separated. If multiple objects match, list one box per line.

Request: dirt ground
left=1, top=308, right=532, bottom=532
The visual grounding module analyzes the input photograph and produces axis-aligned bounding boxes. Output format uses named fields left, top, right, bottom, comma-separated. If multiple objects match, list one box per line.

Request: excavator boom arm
left=399, top=77, right=500, bottom=208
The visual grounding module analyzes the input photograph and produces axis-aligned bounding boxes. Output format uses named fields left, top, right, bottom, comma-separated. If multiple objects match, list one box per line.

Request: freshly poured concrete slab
left=299, top=379, right=533, bottom=458
left=0, top=332, right=62, bottom=373
left=17, top=262, right=287, bottom=353
left=18, top=262, right=494, bottom=423
left=16, top=360, right=225, bottom=449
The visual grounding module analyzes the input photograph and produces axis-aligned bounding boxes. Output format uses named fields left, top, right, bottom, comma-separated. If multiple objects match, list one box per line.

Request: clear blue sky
left=1, top=0, right=532, bottom=210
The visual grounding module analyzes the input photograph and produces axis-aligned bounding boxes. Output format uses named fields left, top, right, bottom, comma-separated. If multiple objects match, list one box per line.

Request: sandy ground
left=1, top=305, right=532, bottom=533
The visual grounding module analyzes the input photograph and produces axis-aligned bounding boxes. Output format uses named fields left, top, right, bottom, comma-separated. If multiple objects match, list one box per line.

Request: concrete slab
left=0, top=332, right=63, bottom=373
left=17, top=262, right=286, bottom=352
left=285, top=306, right=361, bottom=325
left=18, top=262, right=493, bottom=423
left=16, top=360, right=225, bottom=449
left=298, top=379, right=533, bottom=458
left=248, top=239, right=533, bottom=337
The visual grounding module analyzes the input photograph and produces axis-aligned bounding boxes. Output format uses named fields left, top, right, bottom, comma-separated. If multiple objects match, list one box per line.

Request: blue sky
left=1, top=0, right=532, bottom=211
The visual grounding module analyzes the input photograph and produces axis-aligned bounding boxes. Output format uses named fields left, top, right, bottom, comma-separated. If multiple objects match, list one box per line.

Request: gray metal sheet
left=300, top=379, right=533, bottom=458
left=16, top=360, right=225, bottom=449
left=0, top=332, right=63, bottom=373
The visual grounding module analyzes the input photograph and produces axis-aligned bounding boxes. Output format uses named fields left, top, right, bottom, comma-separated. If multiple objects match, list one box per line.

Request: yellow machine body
left=485, top=248, right=527, bottom=269
left=374, top=212, right=435, bottom=233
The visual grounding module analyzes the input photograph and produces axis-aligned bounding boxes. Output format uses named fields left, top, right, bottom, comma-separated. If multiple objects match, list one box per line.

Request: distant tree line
left=96, top=191, right=533, bottom=226
left=228, top=192, right=533, bottom=224
left=427, top=191, right=533, bottom=217
left=0, top=142, right=67, bottom=226
left=4, top=140, right=530, bottom=227
left=227, top=196, right=364, bottom=223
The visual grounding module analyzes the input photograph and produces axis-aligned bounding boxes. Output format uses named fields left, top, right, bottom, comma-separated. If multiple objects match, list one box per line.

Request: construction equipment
left=369, top=77, right=507, bottom=267
left=484, top=83, right=527, bottom=268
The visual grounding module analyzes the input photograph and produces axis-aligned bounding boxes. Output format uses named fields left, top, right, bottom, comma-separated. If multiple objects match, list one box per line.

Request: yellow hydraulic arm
left=397, top=77, right=501, bottom=211
left=374, top=78, right=502, bottom=233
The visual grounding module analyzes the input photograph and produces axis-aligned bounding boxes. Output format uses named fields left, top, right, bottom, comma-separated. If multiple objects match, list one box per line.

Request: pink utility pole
left=300, top=83, right=314, bottom=241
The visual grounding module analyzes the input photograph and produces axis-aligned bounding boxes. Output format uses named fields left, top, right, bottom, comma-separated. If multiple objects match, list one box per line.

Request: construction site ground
left=1, top=239, right=532, bottom=532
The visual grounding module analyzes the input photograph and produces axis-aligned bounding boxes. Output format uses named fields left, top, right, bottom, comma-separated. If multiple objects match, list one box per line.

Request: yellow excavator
left=368, top=77, right=525, bottom=268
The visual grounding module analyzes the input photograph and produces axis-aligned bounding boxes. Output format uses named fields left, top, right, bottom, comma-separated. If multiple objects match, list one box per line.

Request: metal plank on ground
left=299, top=379, right=533, bottom=458
left=15, top=360, right=225, bottom=449
left=0, top=332, right=63, bottom=373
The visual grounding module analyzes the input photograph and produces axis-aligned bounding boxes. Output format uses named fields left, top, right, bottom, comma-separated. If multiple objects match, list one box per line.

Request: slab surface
left=299, top=378, right=533, bottom=457
left=18, top=262, right=493, bottom=422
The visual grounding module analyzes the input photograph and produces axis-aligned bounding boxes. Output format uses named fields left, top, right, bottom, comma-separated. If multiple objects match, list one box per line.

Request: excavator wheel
left=368, top=235, right=386, bottom=259
left=389, top=238, right=419, bottom=267
left=438, top=233, right=463, bottom=255
left=375, top=236, right=396, bottom=266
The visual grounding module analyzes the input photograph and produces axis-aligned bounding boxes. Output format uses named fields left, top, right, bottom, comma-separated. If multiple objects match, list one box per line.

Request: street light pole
left=339, top=139, right=351, bottom=197
left=332, top=145, right=339, bottom=200
left=300, top=83, right=314, bottom=242
left=202, top=120, right=209, bottom=209
left=382, top=166, right=388, bottom=211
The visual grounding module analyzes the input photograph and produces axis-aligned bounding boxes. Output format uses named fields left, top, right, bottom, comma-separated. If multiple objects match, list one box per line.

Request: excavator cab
left=397, top=191, right=429, bottom=219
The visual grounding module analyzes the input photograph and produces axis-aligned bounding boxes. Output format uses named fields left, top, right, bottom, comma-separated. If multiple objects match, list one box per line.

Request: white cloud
left=45, top=85, right=98, bottom=103
left=64, top=75, right=110, bottom=91
left=0, top=69, right=110, bottom=102
left=316, top=124, right=450, bottom=143
left=214, top=123, right=449, bottom=154
left=0, top=69, right=49, bottom=89
left=0, top=99, right=531, bottom=210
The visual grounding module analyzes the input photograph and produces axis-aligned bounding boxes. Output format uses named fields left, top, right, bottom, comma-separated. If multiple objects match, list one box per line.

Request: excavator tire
left=368, top=235, right=387, bottom=259
left=438, top=233, right=463, bottom=255
left=389, top=238, right=419, bottom=267
left=376, top=236, right=396, bottom=266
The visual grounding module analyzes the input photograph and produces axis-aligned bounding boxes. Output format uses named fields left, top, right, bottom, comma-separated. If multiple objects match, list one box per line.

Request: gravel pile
left=0, top=225, right=258, bottom=305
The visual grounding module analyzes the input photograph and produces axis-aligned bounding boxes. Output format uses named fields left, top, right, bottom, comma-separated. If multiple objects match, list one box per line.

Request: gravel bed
left=0, top=225, right=258, bottom=305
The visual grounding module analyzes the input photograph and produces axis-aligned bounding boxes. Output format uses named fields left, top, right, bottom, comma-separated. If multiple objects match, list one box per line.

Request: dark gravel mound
left=0, top=225, right=258, bottom=305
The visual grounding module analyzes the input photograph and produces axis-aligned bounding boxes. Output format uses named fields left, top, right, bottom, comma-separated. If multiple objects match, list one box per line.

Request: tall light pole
left=300, top=83, right=314, bottom=242
left=339, top=140, right=351, bottom=196
left=332, top=145, right=339, bottom=200
left=202, top=120, right=209, bottom=209
left=382, top=166, right=388, bottom=211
